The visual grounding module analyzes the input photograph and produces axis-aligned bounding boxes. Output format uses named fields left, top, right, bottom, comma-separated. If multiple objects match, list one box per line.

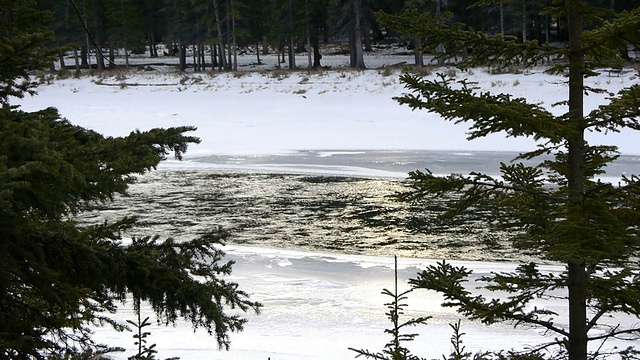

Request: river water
left=81, top=150, right=640, bottom=360
left=77, top=150, right=640, bottom=263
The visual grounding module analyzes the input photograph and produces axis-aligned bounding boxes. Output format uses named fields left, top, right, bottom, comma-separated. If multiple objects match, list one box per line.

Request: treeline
left=40, top=0, right=635, bottom=71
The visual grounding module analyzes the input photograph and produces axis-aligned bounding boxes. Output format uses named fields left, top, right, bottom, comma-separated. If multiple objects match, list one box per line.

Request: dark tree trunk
left=262, top=36, right=269, bottom=55
left=567, top=262, right=588, bottom=360
left=211, top=44, right=218, bottom=67
left=288, top=0, right=296, bottom=70
left=566, top=1, right=587, bottom=360
left=349, top=30, right=357, bottom=67
left=522, top=0, right=527, bottom=42
left=279, top=43, right=285, bottom=68
left=363, top=20, right=372, bottom=52
left=108, top=45, right=115, bottom=68
left=193, top=45, right=199, bottom=72
left=179, top=45, right=187, bottom=71
left=256, top=42, right=261, bottom=64
left=351, top=0, right=365, bottom=68
left=435, top=0, right=444, bottom=65
left=414, top=38, right=424, bottom=66
left=95, top=45, right=105, bottom=71
left=288, top=41, right=296, bottom=70
left=58, top=52, right=66, bottom=73
left=226, top=2, right=232, bottom=70
left=148, top=32, right=158, bottom=57
left=213, top=0, right=227, bottom=70
left=91, top=0, right=105, bottom=71
left=200, top=43, right=206, bottom=70
left=73, top=49, right=80, bottom=72
left=230, top=0, right=237, bottom=71
left=81, top=46, right=88, bottom=66
left=311, top=28, right=322, bottom=68
left=500, top=3, right=505, bottom=37
left=305, top=0, right=312, bottom=69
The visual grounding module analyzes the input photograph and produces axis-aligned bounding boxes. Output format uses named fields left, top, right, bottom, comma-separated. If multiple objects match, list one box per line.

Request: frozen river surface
left=180, top=149, right=639, bottom=182
left=81, top=149, right=639, bottom=261
left=82, top=150, right=640, bottom=360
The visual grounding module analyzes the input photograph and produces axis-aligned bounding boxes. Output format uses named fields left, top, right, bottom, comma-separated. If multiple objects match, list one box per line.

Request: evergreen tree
left=330, top=0, right=368, bottom=68
left=0, top=1, right=261, bottom=358
left=379, top=2, right=640, bottom=360
left=0, top=0, right=55, bottom=102
left=310, top=0, right=330, bottom=68
left=102, top=0, right=145, bottom=67
left=349, top=256, right=431, bottom=360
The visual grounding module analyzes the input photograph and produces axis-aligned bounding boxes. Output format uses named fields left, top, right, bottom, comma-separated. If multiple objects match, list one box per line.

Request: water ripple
left=76, top=170, right=543, bottom=263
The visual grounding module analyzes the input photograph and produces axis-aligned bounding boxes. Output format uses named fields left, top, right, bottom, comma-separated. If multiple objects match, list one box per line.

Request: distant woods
left=40, top=0, right=638, bottom=71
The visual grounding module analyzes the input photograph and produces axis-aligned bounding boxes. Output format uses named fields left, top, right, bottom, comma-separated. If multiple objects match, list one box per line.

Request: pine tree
left=330, top=0, right=368, bottom=68
left=0, top=0, right=55, bottom=102
left=378, top=2, right=640, bottom=360
left=0, top=1, right=261, bottom=358
left=349, top=256, right=431, bottom=360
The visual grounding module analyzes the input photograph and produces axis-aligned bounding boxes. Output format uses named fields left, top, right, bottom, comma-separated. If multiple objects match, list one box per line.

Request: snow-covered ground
left=87, top=247, right=637, bottom=360
left=14, top=55, right=640, bottom=359
left=26, top=53, right=640, bottom=160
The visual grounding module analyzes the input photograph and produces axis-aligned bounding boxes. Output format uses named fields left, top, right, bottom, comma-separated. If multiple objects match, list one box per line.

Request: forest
left=3, top=0, right=640, bottom=359
left=41, top=0, right=637, bottom=72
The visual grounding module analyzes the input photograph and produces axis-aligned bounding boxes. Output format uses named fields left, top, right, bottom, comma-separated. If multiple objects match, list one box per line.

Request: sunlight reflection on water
left=77, top=170, right=539, bottom=263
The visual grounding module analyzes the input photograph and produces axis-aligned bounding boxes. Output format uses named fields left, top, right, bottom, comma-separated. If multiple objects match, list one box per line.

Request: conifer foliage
left=379, top=2, right=640, bottom=360
left=0, top=1, right=261, bottom=358
left=0, top=0, right=55, bottom=103
left=349, top=256, right=431, bottom=360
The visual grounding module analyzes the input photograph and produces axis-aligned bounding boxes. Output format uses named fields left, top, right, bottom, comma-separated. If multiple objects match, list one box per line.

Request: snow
left=19, top=63, right=640, bottom=160
left=88, top=247, right=635, bottom=360
left=13, top=55, right=640, bottom=359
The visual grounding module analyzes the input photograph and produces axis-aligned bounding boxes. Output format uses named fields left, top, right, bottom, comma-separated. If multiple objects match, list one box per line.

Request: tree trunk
left=95, top=45, right=105, bottom=71
left=91, top=0, right=105, bottom=71
left=166, top=37, right=175, bottom=56
left=73, top=49, right=80, bottom=72
left=211, top=44, right=218, bottom=68
left=231, top=0, right=237, bottom=71
left=83, top=1, right=91, bottom=69
left=148, top=32, right=157, bottom=57
left=226, top=3, right=232, bottom=70
left=349, top=31, right=356, bottom=67
left=213, top=0, right=227, bottom=70
left=305, top=0, right=312, bottom=69
left=363, top=20, right=372, bottom=52
left=351, top=0, right=365, bottom=69
left=81, top=45, right=88, bottom=66
left=500, top=3, right=505, bottom=38
left=414, top=38, right=424, bottom=66
left=566, top=1, right=587, bottom=360
left=58, top=53, right=66, bottom=73
left=201, top=44, right=206, bottom=71
left=435, top=0, right=444, bottom=65
left=108, top=45, right=115, bottom=69
left=124, top=45, right=129, bottom=70
left=217, top=44, right=224, bottom=70
left=279, top=43, right=285, bottom=67
left=262, top=36, right=269, bottom=55
left=288, top=0, right=296, bottom=70
left=545, top=14, right=550, bottom=44
left=179, top=45, right=187, bottom=71
left=522, top=0, right=527, bottom=42
left=121, top=0, right=128, bottom=69
left=193, top=44, right=199, bottom=72
left=567, top=262, right=588, bottom=360
left=312, top=27, right=322, bottom=68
